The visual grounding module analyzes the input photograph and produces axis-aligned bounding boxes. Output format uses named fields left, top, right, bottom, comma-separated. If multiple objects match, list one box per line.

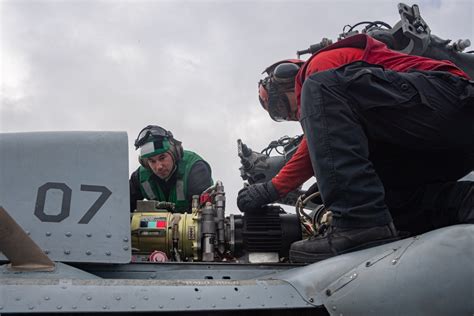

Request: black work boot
left=290, top=222, right=399, bottom=263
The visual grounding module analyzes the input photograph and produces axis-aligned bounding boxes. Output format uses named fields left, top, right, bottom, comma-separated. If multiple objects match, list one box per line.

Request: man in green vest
left=130, top=125, right=213, bottom=213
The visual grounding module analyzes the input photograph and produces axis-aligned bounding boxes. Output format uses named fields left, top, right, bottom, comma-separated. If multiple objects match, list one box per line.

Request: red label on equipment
left=156, top=220, right=167, bottom=228
left=200, top=192, right=212, bottom=205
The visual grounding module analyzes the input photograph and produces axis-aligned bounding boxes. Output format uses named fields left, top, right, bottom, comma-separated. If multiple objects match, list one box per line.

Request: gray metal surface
left=0, top=131, right=131, bottom=263
left=0, top=261, right=100, bottom=280
left=73, top=261, right=303, bottom=280
left=275, top=224, right=474, bottom=316
left=0, top=225, right=472, bottom=314
left=0, top=264, right=316, bottom=313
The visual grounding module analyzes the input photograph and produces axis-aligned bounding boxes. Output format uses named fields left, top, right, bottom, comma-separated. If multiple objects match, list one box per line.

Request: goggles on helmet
left=134, top=125, right=175, bottom=159
left=134, top=125, right=173, bottom=149
left=258, top=62, right=301, bottom=122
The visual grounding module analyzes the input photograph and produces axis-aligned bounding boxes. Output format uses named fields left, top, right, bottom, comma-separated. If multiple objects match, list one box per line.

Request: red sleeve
left=271, top=137, right=314, bottom=196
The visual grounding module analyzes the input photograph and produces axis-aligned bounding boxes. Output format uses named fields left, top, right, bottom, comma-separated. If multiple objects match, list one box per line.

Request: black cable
left=367, top=20, right=392, bottom=30
left=347, top=20, right=392, bottom=33
left=342, top=24, right=353, bottom=33
left=261, top=135, right=303, bottom=157
left=261, top=137, right=290, bottom=156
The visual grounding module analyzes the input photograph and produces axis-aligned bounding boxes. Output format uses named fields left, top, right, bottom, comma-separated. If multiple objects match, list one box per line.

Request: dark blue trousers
left=299, top=61, right=474, bottom=232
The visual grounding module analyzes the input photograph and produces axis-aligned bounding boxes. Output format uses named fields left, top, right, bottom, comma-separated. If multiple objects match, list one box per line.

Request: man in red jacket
left=237, top=34, right=474, bottom=263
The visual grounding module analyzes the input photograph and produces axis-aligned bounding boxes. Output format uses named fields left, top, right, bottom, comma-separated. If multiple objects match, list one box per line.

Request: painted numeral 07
left=34, top=182, right=112, bottom=224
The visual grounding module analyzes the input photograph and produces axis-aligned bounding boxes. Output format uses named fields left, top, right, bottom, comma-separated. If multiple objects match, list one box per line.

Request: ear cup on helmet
left=273, top=63, right=301, bottom=84
left=263, top=59, right=304, bottom=76
left=139, top=157, right=149, bottom=169
left=168, top=138, right=183, bottom=161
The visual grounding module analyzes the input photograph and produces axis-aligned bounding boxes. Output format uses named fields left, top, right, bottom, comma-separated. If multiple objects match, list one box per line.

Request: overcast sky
left=1, top=0, right=473, bottom=213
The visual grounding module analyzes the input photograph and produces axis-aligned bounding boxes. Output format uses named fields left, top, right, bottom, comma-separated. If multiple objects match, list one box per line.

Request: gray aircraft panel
left=275, top=224, right=474, bottom=316
left=0, top=131, right=131, bottom=263
left=0, top=226, right=472, bottom=314
left=0, top=263, right=317, bottom=313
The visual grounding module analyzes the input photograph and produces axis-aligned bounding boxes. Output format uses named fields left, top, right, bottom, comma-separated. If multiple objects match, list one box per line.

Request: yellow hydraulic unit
left=131, top=206, right=200, bottom=261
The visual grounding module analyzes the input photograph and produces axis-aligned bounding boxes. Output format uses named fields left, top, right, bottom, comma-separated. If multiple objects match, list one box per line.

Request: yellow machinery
left=130, top=181, right=302, bottom=263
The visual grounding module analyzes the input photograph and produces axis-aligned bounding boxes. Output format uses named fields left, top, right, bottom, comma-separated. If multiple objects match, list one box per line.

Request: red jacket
left=271, top=34, right=469, bottom=196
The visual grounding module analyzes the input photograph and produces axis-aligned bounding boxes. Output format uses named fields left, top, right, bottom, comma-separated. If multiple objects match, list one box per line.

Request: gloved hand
left=237, top=181, right=280, bottom=212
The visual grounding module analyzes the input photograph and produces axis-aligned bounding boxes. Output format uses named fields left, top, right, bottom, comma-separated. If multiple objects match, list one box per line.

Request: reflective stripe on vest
left=142, top=181, right=157, bottom=200
left=176, top=179, right=185, bottom=201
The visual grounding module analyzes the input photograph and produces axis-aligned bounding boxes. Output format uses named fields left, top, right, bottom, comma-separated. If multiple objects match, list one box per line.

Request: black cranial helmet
left=258, top=59, right=304, bottom=121
left=134, top=125, right=183, bottom=162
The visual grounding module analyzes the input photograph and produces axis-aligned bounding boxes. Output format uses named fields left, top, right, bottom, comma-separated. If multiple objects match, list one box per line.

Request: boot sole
left=290, top=236, right=401, bottom=263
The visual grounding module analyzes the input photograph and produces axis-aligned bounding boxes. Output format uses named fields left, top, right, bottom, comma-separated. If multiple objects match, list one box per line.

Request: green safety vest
left=138, top=150, right=206, bottom=212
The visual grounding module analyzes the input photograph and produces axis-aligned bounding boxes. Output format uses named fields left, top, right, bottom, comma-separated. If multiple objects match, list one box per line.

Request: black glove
left=237, top=181, right=280, bottom=213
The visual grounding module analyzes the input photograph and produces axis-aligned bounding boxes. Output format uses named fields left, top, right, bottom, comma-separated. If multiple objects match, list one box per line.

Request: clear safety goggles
left=134, top=125, right=173, bottom=149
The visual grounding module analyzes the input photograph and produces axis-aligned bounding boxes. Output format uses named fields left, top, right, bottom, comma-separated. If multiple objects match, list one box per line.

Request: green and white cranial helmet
left=134, top=125, right=183, bottom=161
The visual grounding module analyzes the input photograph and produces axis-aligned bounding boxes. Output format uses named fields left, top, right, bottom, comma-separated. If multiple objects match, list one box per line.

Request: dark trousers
left=299, top=61, right=474, bottom=233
